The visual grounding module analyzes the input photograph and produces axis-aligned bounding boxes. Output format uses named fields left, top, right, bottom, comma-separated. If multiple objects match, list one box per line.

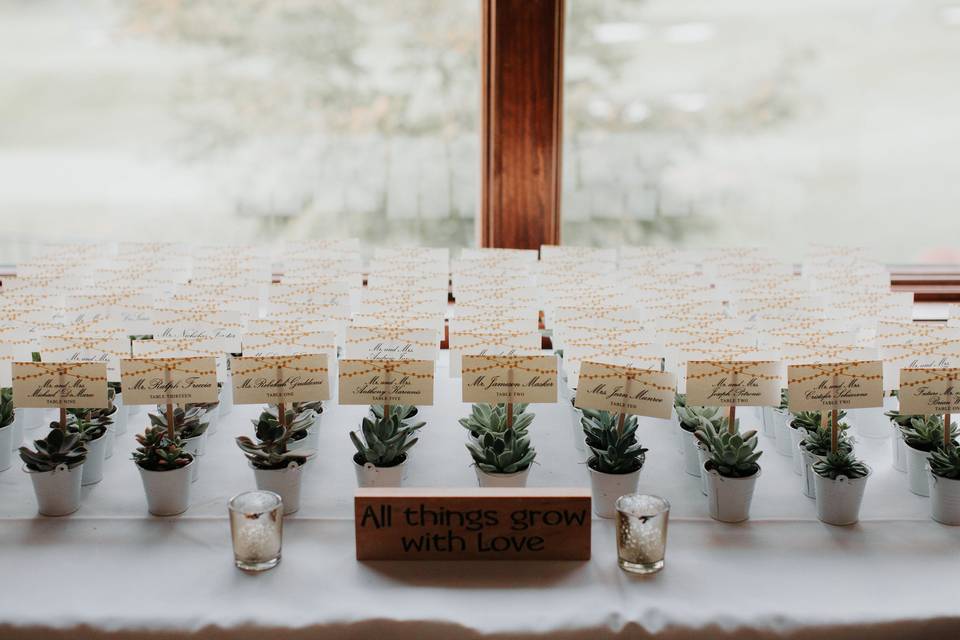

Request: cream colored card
left=344, top=325, right=440, bottom=361
left=787, top=361, right=884, bottom=411
left=230, top=354, right=329, bottom=405
left=338, top=359, right=435, bottom=406
left=563, top=352, right=664, bottom=390
left=448, top=316, right=538, bottom=335
left=448, top=330, right=542, bottom=377
left=351, top=312, right=444, bottom=335
left=685, top=360, right=783, bottom=407
left=132, top=337, right=229, bottom=379
left=461, top=355, right=558, bottom=404
left=242, top=331, right=337, bottom=359
left=249, top=317, right=343, bottom=336
left=39, top=335, right=130, bottom=382
left=355, top=294, right=447, bottom=317
left=881, top=342, right=960, bottom=390
left=574, top=361, right=675, bottom=419
left=12, top=362, right=109, bottom=409
left=120, top=357, right=219, bottom=406
left=152, top=309, right=245, bottom=352
left=899, top=368, right=960, bottom=415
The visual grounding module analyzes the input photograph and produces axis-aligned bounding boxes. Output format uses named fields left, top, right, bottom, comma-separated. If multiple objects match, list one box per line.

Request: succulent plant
left=791, top=410, right=847, bottom=432
left=370, top=404, right=419, bottom=424
left=108, top=381, right=122, bottom=396
left=185, top=400, right=219, bottom=416
left=901, top=416, right=958, bottom=452
left=930, top=445, right=960, bottom=480
left=676, top=405, right=724, bottom=433
left=0, top=387, right=14, bottom=429
left=64, top=413, right=108, bottom=443
left=466, top=427, right=536, bottom=474
left=581, top=411, right=648, bottom=474
left=802, top=423, right=854, bottom=457
left=884, top=409, right=918, bottom=429
left=150, top=406, right=208, bottom=440
left=777, top=389, right=789, bottom=411
left=236, top=407, right=314, bottom=470
left=351, top=410, right=424, bottom=468
left=132, top=426, right=193, bottom=471
left=674, top=393, right=686, bottom=410
left=292, top=400, right=324, bottom=416
left=694, top=419, right=761, bottom=478
left=19, top=428, right=88, bottom=472
left=813, top=450, right=869, bottom=480
left=459, top=403, right=533, bottom=438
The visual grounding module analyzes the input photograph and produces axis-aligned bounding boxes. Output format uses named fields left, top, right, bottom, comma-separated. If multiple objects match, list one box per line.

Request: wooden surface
left=480, top=0, right=564, bottom=250
left=355, top=488, right=591, bottom=561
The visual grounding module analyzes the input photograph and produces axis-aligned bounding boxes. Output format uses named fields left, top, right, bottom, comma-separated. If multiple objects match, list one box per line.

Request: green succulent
left=901, top=416, right=958, bottom=452
left=581, top=411, right=647, bottom=474
left=236, top=408, right=314, bottom=470
left=292, top=400, right=324, bottom=416
left=250, top=407, right=314, bottom=445
left=0, top=387, right=14, bottom=429
left=813, top=450, right=869, bottom=480
left=64, top=413, right=108, bottom=443
left=108, top=381, right=122, bottom=396
left=351, top=410, right=424, bottom=468
left=132, top=426, right=192, bottom=471
left=19, top=428, right=88, bottom=472
left=674, top=393, right=687, bottom=410
left=802, top=424, right=853, bottom=457
left=459, top=403, right=532, bottom=438
left=884, top=409, right=917, bottom=429
left=777, top=389, right=789, bottom=411
left=466, top=427, right=536, bottom=474
left=930, top=445, right=960, bottom=480
left=369, top=404, right=418, bottom=424
left=676, top=404, right=724, bottom=433
left=791, top=410, right=847, bottom=432
left=150, top=406, right=208, bottom=440
left=694, top=419, right=761, bottom=478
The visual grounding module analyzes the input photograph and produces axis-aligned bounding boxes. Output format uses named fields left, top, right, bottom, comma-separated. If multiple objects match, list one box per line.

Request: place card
left=39, top=335, right=130, bottom=382
left=230, top=354, right=329, bottom=405
left=563, top=352, right=664, bottom=390
left=685, top=360, right=783, bottom=407
left=351, top=312, right=444, bottom=335
left=574, top=361, right=676, bottom=419
left=132, top=337, right=229, bottom=378
left=338, top=359, right=435, bottom=406
left=449, top=330, right=542, bottom=377
left=12, top=362, right=109, bottom=409
left=151, top=309, right=245, bottom=352
left=461, top=355, right=558, bottom=404
left=881, top=342, right=960, bottom=390
left=899, top=368, right=960, bottom=415
left=344, top=325, right=440, bottom=361
left=120, top=357, right=219, bottom=405
left=241, top=331, right=337, bottom=359
left=787, top=361, right=884, bottom=411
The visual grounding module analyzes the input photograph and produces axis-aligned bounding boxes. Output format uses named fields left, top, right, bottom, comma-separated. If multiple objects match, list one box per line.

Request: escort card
left=787, top=361, right=884, bottom=411
left=151, top=309, right=245, bottom=353
left=899, top=368, right=960, bottom=415
left=242, top=331, right=337, bottom=359
left=685, top=360, right=783, bottom=407
left=344, top=325, right=440, bottom=361
left=574, top=361, right=676, bottom=419
left=39, top=335, right=130, bottom=382
left=120, top=357, right=219, bottom=406
left=12, top=362, right=109, bottom=409
left=461, top=355, right=558, bottom=404
left=881, top=343, right=960, bottom=390
left=448, top=330, right=542, bottom=377
left=231, top=354, right=329, bottom=405
left=338, top=359, right=435, bottom=406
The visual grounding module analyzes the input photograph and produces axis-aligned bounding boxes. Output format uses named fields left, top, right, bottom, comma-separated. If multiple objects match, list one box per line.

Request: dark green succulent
left=292, top=400, right=324, bottom=416
left=19, top=428, right=88, bottom=472
left=351, top=410, right=424, bottom=468
left=802, top=424, right=854, bottom=457
left=791, top=410, right=847, bottom=432
left=370, top=404, right=418, bottom=424
left=676, top=404, right=724, bottom=433
left=236, top=407, right=313, bottom=471
left=108, top=381, right=122, bottom=396
left=930, top=445, right=960, bottom=480
left=466, top=427, right=536, bottom=474
left=64, top=413, right=108, bottom=443
left=813, top=450, right=869, bottom=480
left=150, top=406, right=208, bottom=440
left=133, top=426, right=192, bottom=471
left=694, top=419, right=761, bottom=478
left=581, top=411, right=647, bottom=474
left=459, top=403, right=532, bottom=438
left=901, top=416, right=958, bottom=452
left=674, top=393, right=687, bottom=410
left=249, top=407, right=314, bottom=445
left=0, top=387, right=14, bottom=429
left=884, top=409, right=917, bottom=429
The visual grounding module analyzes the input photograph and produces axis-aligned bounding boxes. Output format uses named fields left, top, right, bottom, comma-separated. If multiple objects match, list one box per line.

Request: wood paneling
left=480, top=0, right=564, bottom=250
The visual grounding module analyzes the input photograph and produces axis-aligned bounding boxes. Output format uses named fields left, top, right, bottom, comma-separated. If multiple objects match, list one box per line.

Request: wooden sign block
left=787, top=360, right=884, bottom=412
left=120, top=357, right=219, bottom=406
left=355, top=488, right=591, bottom=561
left=899, top=368, right=960, bottom=415
left=574, top=361, right=675, bottom=419
left=461, top=355, right=558, bottom=404
left=685, top=360, right=783, bottom=407
left=230, top=354, right=329, bottom=405
left=12, top=362, right=109, bottom=409
left=339, top=359, right=435, bottom=406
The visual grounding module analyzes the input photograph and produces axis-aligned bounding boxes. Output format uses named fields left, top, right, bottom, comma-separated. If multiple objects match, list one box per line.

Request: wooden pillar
left=480, top=0, right=564, bottom=250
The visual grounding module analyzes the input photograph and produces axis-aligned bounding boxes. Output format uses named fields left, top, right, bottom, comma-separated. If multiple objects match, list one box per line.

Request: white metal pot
left=760, top=406, right=775, bottom=438
left=103, top=425, right=115, bottom=460
left=181, top=432, right=208, bottom=483
left=789, top=426, right=807, bottom=475
left=0, top=423, right=12, bottom=471
left=928, top=470, right=960, bottom=525
left=800, top=444, right=822, bottom=499
left=26, top=463, right=83, bottom=516
left=354, top=456, right=408, bottom=488
left=10, top=410, right=24, bottom=451
left=219, top=378, right=233, bottom=416
left=81, top=430, right=108, bottom=486
left=890, top=422, right=907, bottom=472
left=112, top=393, right=128, bottom=435
left=672, top=407, right=683, bottom=453
left=252, top=462, right=304, bottom=515
left=905, top=444, right=934, bottom=497
left=288, top=423, right=319, bottom=454
left=696, top=444, right=709, bottom=496
left=588, top=466, right=641, bottom=518
left=883, top=393, right=899, bottom=413
left=704, top=467, right=760, bottom=523
left=773, top=410, right=794, bottom=456
left=851, top=407, right=889, bottom=440
left=680, top=427, right=702, bottom=477
left=137, top=458, right=194, bottom=516
left=475, top=465, right=530, bottom=488
left=571, top=406, right=586, bottom=453
left=814, top=467, right=870, bottom=526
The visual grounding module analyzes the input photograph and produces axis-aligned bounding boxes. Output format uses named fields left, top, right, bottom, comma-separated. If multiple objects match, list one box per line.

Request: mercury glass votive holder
left=229, top=490, right=284, bottom=572
left=615, top=494, right=670, bottom=575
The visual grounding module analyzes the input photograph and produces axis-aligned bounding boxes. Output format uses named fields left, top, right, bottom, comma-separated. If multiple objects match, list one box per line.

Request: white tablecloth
left=2, top=357, right=959, bottom=639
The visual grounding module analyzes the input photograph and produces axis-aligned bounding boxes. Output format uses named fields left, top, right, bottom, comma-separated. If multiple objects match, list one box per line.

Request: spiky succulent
left=802, top=424, right=854, bottom=457
left=351, top=411, right=424, bottom=468
left=930, top=445, right=960, bottom=480
left=150, top=406, right=208, bottom=440
left=676, top=405, right=724, bottom=433
left=581, top=411, right=648, bottom=474
left=885, top=409, right=918, bottom=429
left=19, top=428, right=88, bottom=472
left=133, top=426, right=193, bottom=471
left=459, top=403, right=532, bottom=438
left=901, top=416, right=958, bottom=452
left=369, top=404, right=419, bottom=424
left=813, top=450, right=869, bottom=480
left=467, top=427, right=536, bottom=474
left=694, top=419, right=761, bottom=478
left=236, top=407, right=314, bottom=470
left=791, top=410, right=847, bottom=432
left=0, top=387, right=14, bottom=429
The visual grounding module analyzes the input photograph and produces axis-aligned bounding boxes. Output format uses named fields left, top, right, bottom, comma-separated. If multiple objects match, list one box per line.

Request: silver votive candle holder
left=229, top=490, right=284, bottom=572
left=615, top=494, right=670, bottom=575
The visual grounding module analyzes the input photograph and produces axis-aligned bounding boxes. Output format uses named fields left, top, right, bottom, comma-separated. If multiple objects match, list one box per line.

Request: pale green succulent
left=459, top=403, right=532, bottom=438
left=466, top=427, right=535, bottom=474
left=676, top=404, right=724, bottom=433
left=581, top=410, right=647, bottom=474
left=814, top=450, right=869, bottom=480
left=351, top=411, right=424, bottom=468
left=694, top=419, right=761, bottom=478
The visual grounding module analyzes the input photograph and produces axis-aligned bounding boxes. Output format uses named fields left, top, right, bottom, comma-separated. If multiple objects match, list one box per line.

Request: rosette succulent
left=901, top=416, right=958, bottom=452
left=351, top=410, right=424, bottom=468
left=930, top=445, right=960, bottom=480
left=19, top=428, right=87, bottom=472
left=0, top=387, right=14, bottom=429
left=467, top=427, right=536, bottom=475
left=581, top=410, right=647, bottom=474
left=676, top=405, right=724, bottom=433
left=133, top=426, right=192, bottom=471
left=150, top=406, right=208, bottom=440
left=459, top=403, right=532, bottom=439
left=236, top=407, right=314, bottom=470
left=694, top=420, right=761, bottom=478
left=813, top=450, right=869, bottom=480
